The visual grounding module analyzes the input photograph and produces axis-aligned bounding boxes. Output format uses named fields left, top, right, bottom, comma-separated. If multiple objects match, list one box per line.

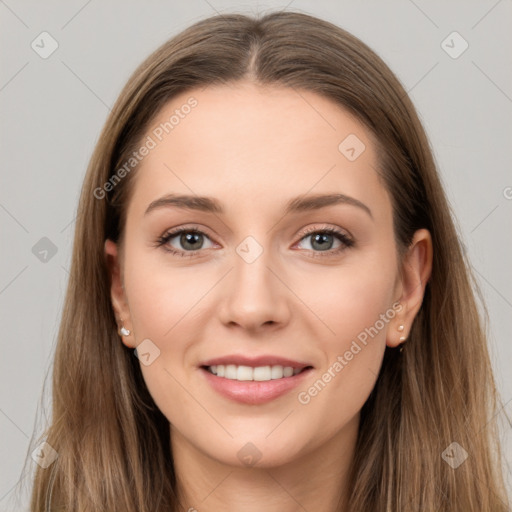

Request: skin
left=105, top=81, right=432, bottom=512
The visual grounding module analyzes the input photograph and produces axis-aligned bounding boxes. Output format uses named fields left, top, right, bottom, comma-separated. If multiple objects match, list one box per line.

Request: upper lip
left=200, top=355, right=313, bottom=370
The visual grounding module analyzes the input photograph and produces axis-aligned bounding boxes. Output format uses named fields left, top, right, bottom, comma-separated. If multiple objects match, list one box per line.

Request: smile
left=200, top=365, right=314, bottom=405
left=205, top=364, right=308, bottom=381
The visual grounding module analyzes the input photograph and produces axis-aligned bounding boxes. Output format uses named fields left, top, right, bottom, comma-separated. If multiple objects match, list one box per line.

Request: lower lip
left=200, top=367, right=313, bottom=405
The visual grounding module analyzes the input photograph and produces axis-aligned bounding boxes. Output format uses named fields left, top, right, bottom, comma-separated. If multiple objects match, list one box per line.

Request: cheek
left=292, top=254, right=396, bottom=422
left=123, top=250, right=207, bottom=338
left=122, top=250, right=206, bottom=423
left=295, top=256, right=397, bottom=351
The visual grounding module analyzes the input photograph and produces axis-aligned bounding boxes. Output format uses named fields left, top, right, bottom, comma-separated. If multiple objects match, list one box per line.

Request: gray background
left=1, top=0, right=511, bottom=509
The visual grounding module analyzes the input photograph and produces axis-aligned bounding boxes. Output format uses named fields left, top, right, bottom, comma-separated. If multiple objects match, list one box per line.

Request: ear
left=387, top=228, right=433, bottom=348
left=104, top=239, right=136, bottom=348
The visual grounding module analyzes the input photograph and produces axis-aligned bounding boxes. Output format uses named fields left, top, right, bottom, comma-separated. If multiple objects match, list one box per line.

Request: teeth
left=207, top=364, right=303, bottom=381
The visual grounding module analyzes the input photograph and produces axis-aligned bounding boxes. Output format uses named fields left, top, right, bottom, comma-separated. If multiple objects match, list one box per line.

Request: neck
left=170, top=415, right=358, bottom=512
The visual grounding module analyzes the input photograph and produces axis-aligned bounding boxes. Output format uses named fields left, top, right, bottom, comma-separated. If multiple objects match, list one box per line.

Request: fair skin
left=105, top=81, right=432, bottom=512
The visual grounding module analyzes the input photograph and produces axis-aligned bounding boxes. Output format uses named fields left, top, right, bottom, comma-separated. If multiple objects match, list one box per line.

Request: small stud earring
left=397, top=324, right=404, bottom=332
left=399, top=335, right=406, bottom=342
left=119, top=326, right=131, bottom=336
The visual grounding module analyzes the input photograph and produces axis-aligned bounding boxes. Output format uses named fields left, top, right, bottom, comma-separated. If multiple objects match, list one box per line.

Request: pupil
left=182, top=232, right=202, bottom=250
left=312, top=233, right=332, bottom=251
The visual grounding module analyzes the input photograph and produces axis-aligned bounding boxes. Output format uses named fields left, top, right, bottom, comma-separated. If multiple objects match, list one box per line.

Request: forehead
left=126, top=82, right=389, bottom=220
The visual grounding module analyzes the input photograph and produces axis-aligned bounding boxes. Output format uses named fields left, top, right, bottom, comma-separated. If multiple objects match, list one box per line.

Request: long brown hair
left=26, top=11, right=509, bottom=511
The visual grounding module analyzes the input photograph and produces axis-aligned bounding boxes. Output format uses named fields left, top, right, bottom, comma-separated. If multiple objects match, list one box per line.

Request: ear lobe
left=104, top=239, right=135, bottom=348
left=386, top=228, right=433, bottom=348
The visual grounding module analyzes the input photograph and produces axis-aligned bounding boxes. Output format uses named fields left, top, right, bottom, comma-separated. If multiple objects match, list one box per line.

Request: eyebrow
left=144, top=192, right=373, bottom=219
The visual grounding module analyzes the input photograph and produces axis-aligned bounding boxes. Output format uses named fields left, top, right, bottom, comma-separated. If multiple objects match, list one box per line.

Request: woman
left=29, top=10, right=509, bottom=511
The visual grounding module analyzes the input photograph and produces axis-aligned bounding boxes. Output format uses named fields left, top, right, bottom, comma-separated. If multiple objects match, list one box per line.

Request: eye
left=295, top=226, right=354, bottom=257
left=155, top=226, right=215, bottom=257
left=154, top=224, right=354, bottom=259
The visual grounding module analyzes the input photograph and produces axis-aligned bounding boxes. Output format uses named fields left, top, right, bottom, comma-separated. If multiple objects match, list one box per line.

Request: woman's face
left=106, top=82, right=418, bottom=469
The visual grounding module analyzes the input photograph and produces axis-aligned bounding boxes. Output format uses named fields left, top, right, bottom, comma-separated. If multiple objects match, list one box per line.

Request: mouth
left=199, top=362, right=314, bottom=405
left=201, top=364, right=313, bottom=382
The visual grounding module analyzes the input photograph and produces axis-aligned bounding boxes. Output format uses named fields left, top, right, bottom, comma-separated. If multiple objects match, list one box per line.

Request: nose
left=217, top=245, right=291, bottom=334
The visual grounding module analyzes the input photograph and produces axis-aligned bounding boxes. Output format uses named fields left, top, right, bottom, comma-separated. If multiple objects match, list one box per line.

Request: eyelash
left=154, top=224, right=354, bottom=259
